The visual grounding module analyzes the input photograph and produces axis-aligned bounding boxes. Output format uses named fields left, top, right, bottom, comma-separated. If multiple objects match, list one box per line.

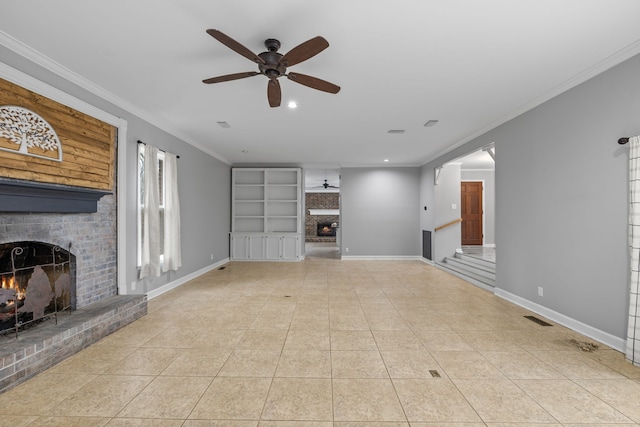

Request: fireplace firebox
left=0, top=241, right=75, bottom=336
left=317, top=222, right=337, bottom=237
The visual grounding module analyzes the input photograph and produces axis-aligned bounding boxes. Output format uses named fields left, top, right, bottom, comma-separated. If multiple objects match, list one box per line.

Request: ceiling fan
left=202, top=29, right=341, bottom=108
left=314, top=179, right=339, bottom=189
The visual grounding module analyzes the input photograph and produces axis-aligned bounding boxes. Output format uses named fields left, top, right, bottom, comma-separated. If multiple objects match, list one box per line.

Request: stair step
left=436, top=261, right=496, bottom=290
left=445, top=256, right=495, bottom=280
left=455, top=252, right=496, bottom=269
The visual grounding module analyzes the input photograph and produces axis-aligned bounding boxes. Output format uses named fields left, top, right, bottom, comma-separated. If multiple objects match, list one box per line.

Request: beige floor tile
left=480, top=350, right=565, bottom=379
left=236, top=329, right=288, bottom=350
left=184, top=421, right=258, bottom=427
left=514, top=379, right=633, bottom=423
left=334, top=423, right=409, bottom=427
left=380, top=350, right=441, bottom=378
left=410, top=424, right=485, bottom=427
left=330, top=313, right=370, bottom=330
left=431, top=351, right=506, bottom=379
left=140, top=326, right=201, bottom=348
left=575, top=378, right=640, bottom=423
left=283, top=329, right=330, bottom=350
left=453, top=379, right=556, bottom=423
left=218, top=349, right=281, bottom=377
left=160, top=347, right=232, bottom=376
left=107, top=419, right=185, bottom=426
left=275, top=350, right=331, bottom=377
left=259, top=422, right=331, bottom=427
left=372, top=330, right=424, bottom=350
left=49, top=375, right=153, bottom=417
left=102, top=347, right=181, bottom=376
left=530, top=350, right=626, bottom=379
left=26, top=416, right=110, bottom=426
left=0, top=415, right=38, bottom=426
left=289, top=313, right=330, bottom=330
left=0, top=373, right=97, bottom=415
left=261, top=378, right=333, bottom=421
left=330, top=330, right=378, bottom=350
left=332, top=350, right=389, bottom=378
left=414, top=330, right=474, bottom=351
left=189, top=329, right=246, bottom=349
left=117, top=376, right=212, bottom=419
left=392, top=378, right=482, bottom=423
left=189, top=377, right=271, bottom=420
left=332, top=378, right=407, bottom=422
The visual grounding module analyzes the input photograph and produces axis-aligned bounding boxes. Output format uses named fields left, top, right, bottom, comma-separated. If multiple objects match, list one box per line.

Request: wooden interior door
left=461, top=181, right=483, bottom=245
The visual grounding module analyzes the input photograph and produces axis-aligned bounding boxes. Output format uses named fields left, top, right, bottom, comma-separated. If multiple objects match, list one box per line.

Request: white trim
left=494, top=288, right=627, bottom=352
left=0, top=62, right=130, bottom=296
left=420, top=257, right=435, bottom=266
left=146, top=258, right=229, bottom=300
left=341, top=255, right=424, bottom=261
left=0, top=30, right=230, bottom=165
left=484, top=243, right=496, bottom=248
left=308, top=209, right=340, bottom=215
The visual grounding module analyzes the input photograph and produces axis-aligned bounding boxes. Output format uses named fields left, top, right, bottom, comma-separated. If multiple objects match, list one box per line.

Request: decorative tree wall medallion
left=0, top=105, right=63, bottom=162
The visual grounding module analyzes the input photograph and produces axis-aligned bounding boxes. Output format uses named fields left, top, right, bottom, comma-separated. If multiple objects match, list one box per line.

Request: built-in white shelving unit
left=231, top=168, right=302, bottom=261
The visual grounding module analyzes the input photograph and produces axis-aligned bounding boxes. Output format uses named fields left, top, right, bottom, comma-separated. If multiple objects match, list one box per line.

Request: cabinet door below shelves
left=248, top=235, right=265, bottom=259
left=281, top=235, right=299, bottom=260
left=231, top=235, right=249, bottom=260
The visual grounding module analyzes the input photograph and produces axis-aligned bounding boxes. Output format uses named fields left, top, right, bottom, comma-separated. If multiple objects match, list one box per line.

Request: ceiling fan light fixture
left=288, top=101, right=298, bottom=109
left=424, top=120, right=439, bottom=127
left=217, top=121, right=231, bottom=128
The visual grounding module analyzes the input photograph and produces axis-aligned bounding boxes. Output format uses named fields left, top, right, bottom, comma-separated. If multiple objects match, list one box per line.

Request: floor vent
left=429, top=370, right=441, bottom=378
left=218, top=266, right=226, bottom=270
left=524, top=315, right=553, bottom=326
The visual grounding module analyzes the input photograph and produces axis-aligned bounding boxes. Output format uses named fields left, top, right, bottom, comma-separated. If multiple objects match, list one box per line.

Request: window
left=137, top=144, right=165, bottom=267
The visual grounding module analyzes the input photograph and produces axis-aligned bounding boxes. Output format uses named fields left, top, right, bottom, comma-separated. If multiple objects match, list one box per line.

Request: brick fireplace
left=305, top=192, right=339, bottom=243
left=0, top=193, right=146, bottom=392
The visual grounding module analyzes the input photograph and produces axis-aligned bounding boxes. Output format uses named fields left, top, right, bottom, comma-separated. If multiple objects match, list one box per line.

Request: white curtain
left=162, top=152, right=182, bottom=272
left=627, top=135, right=640, bottom=366
left=139, top=144, right=161, bottom=279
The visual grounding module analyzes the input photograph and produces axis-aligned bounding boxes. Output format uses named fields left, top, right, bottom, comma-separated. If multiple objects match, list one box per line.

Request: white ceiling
left=2, top=1, right=640, bottom=168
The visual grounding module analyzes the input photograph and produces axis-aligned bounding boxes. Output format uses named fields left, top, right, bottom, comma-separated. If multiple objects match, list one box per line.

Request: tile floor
left=1, top=258, right=640, bottom=426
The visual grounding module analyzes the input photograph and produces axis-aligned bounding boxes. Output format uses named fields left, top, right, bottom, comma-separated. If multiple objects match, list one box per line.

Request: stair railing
left=434, top=218, right=462, bottom=232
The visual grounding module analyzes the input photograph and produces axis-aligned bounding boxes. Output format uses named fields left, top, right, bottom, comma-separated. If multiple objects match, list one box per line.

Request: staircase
left=437, top=251, right=496, bottom=290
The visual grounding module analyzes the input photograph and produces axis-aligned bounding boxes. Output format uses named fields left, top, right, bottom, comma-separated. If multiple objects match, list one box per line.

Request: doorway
left=304, top=168, right=341, bottom=259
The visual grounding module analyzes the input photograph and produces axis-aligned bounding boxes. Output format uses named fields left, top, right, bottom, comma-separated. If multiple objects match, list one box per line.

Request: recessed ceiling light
left=424, top=120, right=439, bottom=127
left=387, top=130, right=405, bottom=134
left=241, top=150, right=249, bottom=153
left=217, top=121, right=231, bottom=128
left=384, top=159, right=390, bottom=162
left=288, top=101, right=298, bottom=109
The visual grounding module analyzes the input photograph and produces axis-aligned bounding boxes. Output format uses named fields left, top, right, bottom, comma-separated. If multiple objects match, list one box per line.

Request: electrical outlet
left=345, top=247, right=349, bottom=253
left=210, top=253, right=214, bottom=260
left=538, top=286, right=543, bottom=297
left=131, top=281, right=136, bottom=291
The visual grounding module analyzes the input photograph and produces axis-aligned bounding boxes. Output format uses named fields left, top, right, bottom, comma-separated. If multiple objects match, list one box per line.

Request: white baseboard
left=420, top=257, right=435, bottom=266
left=340, top=255, right=424, bottom=261
left=146, top=258, right=229, bottom=300
left=494, top=288, right=626, bottom=352
left=484, top=243, right=496, bottom=248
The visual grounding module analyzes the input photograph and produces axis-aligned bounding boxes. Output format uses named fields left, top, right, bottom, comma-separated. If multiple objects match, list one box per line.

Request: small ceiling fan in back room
left=202, top=29, right=341, bottom=107
left=313, top=179, right=339, bottom=189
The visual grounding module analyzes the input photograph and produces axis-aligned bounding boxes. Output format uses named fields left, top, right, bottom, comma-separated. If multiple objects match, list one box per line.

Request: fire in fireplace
left=317, top=222, right=337, bottom=237
left=0, top=241, right=75, bottom=336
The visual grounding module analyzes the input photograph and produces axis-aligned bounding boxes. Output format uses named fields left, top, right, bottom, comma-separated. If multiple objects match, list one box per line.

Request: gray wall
left=461, top=169, right=495, bottom=246
left=341, top=167, right=420, bottom=257
left=0, top=45, right=231, bottom=297
left=423, top=53, right=640, bottom=339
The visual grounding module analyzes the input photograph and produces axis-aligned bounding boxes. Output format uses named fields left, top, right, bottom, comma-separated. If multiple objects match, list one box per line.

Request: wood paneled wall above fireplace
left=0, top=78, right=115, bottom=191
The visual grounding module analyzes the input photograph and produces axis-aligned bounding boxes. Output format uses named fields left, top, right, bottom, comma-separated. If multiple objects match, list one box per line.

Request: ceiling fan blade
left=206, top=29, right=265, bottom=64
left=287, top=72, right=340, bottom=94
left=267, top=79, right=281, bottom=108
left=279, top=36, right=329, bottom=67
left=203, top=71, right=260, bottom=84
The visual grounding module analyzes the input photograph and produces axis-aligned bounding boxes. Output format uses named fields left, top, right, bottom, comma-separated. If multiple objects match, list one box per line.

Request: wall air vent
left=387, top=129, right=405, bottom=134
